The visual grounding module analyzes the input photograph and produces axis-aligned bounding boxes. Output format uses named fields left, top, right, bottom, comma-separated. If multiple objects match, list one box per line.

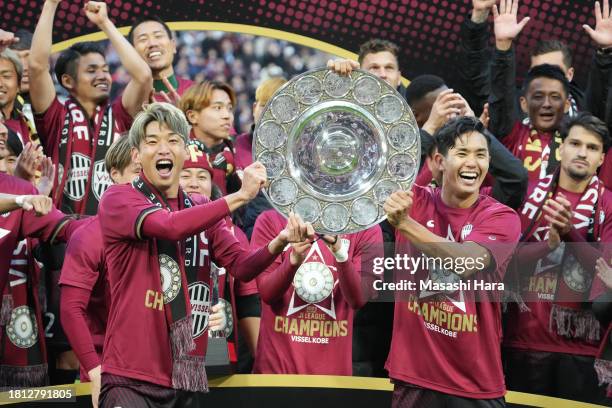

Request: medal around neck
left=254, top=68, right=420, bottom=234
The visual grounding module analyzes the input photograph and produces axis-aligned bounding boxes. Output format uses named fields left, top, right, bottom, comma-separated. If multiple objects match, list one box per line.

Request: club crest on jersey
left=6, top=306, right=38, bottom=348
left=159, top=254, right=181, bottom=303
left=64, top=153, right=91, bottom=201
left=562, top=254, right=592, bottom=293
left=92, top=160, right=113, bottom=201
left=188, top=281, right=211, bottom=338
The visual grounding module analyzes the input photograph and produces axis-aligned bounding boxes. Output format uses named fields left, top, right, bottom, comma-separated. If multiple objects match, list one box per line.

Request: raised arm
left=488, top=0, right=530, bottom=138
left=28, top=0, right=60, bottom=114
left=584, top=0, right=612, bottom=126
left=83, top=1, right=152, bottom=117
left=457, top=0, right=497, bottom=115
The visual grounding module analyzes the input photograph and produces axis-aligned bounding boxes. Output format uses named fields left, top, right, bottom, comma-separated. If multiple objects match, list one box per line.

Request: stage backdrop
left=0, top=0, right=599, bottom=87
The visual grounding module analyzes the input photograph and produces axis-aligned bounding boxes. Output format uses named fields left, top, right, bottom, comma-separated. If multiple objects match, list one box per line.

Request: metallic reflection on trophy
left=254, top=69, right=420, bottom=234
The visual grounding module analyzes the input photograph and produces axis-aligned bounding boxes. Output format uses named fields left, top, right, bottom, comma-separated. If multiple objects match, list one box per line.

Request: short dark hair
left=128, top=16, right=173, bottom=44
left=405, top=74, right=446, bottom=106
left=561, top=112, right=611, bottom=151
left=434, top=116, right=490, bottom=157
left=358, top=39, right=399, bottom=64
left=531, top=39, right=572, bottom=68
left=522, top=64, right=570, bottom=98
left=6, top=127, right=23, bottom=157
left=10, top=29, right=33, bottom=51
left=54, top=42, right=106, bottom=90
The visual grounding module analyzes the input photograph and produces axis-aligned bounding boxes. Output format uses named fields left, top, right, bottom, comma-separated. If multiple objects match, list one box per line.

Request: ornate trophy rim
left=253, top=68, right=420, bottom=235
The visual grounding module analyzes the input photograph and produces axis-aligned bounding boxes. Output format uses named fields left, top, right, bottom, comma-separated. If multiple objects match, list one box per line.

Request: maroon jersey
left=0, top=173, right=70, bottom=293
left=98, top=183, right=269, bottom=387
left=234, top=131, right=253, bottom=172
left=5, top=111, right=34, bottom=146
left=34, top=97, right=132, bottom=214
left=504, top=180, right=612, bottom=356
left=386, top=185, right=520, bottom=399
left=59, top=217, right=109, bottom=358
left=251, top=210, right=383, bottom=375
left=151, top=77, right=193, bottom=102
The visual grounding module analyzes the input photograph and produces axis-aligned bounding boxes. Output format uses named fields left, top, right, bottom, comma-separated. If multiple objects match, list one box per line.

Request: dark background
left=0, top=0, right=597, bottom=87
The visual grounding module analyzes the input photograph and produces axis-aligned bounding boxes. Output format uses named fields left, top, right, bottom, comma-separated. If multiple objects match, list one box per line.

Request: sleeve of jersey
left=59, top=225, right=101, bottom=290
left=251, top=211, right=299, bottom=304
left=337, top=226, right=384, bottom=308
left=33, top=97, right=64, bottom=158
left=209, top=217, right=277, bottom=282
left=60, top=285, right=100, bottom=372
left=111, top=98, right=134, bottom=130
left=231, top=225, right=259, bottom=295
left=19, top=205, right=71, bottom=244
left=140, top=198, right=231, bottom=241
left=464, top=205, right=521, bottom=279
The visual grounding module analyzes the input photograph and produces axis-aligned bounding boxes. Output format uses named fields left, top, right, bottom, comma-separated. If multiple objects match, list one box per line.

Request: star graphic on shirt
left=286, top=241, right=338, bottom=319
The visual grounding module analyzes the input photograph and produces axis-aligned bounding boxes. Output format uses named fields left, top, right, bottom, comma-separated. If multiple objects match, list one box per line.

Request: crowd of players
left=1, top=0, right=612, bottom=407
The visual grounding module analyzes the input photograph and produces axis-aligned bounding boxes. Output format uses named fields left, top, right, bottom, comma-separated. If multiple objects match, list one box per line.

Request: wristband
left=14, top=195, right=26, bottom=208
left=332, top=238, right=349, bottom=263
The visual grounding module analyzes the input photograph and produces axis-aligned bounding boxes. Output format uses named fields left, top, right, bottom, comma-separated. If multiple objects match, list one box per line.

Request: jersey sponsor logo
left=6, top=306, right=38, bottom=348
left=159, top=254, right=181, bottom=303
left=92, top=160, right=113, bottom=201
left=188, top=281, right=211, bottom=339
left=64, top=153, right=91, bottom=201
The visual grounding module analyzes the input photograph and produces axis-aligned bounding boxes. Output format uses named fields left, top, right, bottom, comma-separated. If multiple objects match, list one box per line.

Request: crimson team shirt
left=99, top=184, right=257, bottom=387
left=0, top=173, right=70, bottom=292
left=234, top=132, right=253, bottom=171
left=59, top=216, right=109, bottom=358
left=386, top=185, right=520, bottom=399
left=251, top=210, right=383, bottom=375
left=34, top=97, right=132, bottom=212
left=504, top=181, right=612, bottom=356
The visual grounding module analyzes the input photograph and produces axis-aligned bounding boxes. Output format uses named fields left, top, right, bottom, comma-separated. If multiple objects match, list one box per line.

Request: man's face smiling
left=521, top=77, right=569, bottom=133
left=436, top=131, right=490, bottom=201
left=132, top=21, right=176, bottom=75
left=135, top=121, right=187, bottom=197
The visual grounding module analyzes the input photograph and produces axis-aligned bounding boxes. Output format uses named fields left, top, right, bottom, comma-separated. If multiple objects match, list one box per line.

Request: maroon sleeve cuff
left=232, top=245, right=278, bottom=282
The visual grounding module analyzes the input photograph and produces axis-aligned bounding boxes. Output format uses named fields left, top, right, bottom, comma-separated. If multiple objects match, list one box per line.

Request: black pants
left=503, top=347, right=609, bottom=405
left=391, top=381, right=505, bottom=408
left=100, top=374, right=198, bottom=408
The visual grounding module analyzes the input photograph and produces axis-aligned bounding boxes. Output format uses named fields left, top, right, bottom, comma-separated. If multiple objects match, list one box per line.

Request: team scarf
left=0, top=239, right=48, bottom=387
left=595, top=323, right=612, bottom=398
left=518, top=172, right=603, bottom=341
left=55, top=97, right=115, bottom=216
left=511, top=123, right=562, bottom=179
left=132, top=175, right=208, bottom=392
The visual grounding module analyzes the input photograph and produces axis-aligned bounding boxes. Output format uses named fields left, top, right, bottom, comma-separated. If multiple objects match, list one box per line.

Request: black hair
left=54, top=42, right=106, bottom=90
left=10, top=29, right=33, bottom=51
left=522, top=64, right=570, bottom=98
left=531, top=39, right=572, bottom=68
left=6, top=127, right=23, bottom=157
left=127, top=16, right=173, bottom=44
left=404, top=74, right=446, bottom=106
left=434, top=116, right=490, bottom=157
left=560, top=112, right=611, bottom=151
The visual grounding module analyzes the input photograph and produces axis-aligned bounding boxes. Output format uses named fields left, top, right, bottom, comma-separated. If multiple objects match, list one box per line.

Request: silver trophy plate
left=254, top=68, right=420, bottom=234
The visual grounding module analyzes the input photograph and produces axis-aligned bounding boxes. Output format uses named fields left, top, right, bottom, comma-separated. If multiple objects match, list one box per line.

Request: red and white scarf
left=55, top=97, right=117, bottom=215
